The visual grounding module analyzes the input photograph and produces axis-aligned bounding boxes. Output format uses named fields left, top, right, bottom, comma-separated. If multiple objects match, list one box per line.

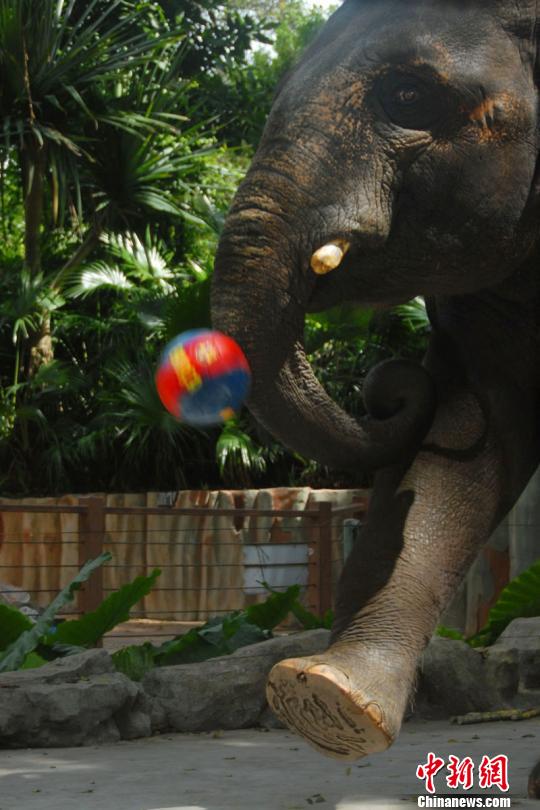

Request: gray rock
left=496, top=617, right=540, bottom=651
left=115, top=708, right=152, bottom=741
left=143, top=629, right=330, bottom=733
left=417, top=622, right=540, bottom=719
left=148, top=694, right=168, bottom=733
left=115, top=691, right=154, bottom=740
left=490, top=618, right=540, bottom=692
left=258, top=705, right=286, bottom=730
left=232, top=629, right=330, bottom=662
left=0, top=650, right=139, bottom=748
left=418, top=637, right=500, bottom=716
left=483, top=646, right=520, bottom=702
left=520, top=650, right=540, bottom=690
left=0, top=648, right=113, bottom=686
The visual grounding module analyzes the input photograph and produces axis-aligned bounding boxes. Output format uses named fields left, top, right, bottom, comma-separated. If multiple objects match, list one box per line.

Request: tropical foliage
left=0, top=0, right=429, bottom=496
left=0, top=554, right=329, bottom=679
left=0, top=552, right=115, bottom=672
left=436, top=558, right=540, bottom=648
left=5, top=548, right=538, bottom=682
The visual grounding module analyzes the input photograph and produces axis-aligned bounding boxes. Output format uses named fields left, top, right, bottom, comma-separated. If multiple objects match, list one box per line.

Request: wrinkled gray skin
left=212, top=0, right=540, bottom=758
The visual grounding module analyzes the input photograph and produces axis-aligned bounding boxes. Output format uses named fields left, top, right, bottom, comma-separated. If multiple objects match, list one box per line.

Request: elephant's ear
left=524, top=18, right=540, bottom=223
left=487, top=2, right=540, bottom=222
left=525, top=5, right=540, bottom=215
left=491, top=0, right=536, bottom=49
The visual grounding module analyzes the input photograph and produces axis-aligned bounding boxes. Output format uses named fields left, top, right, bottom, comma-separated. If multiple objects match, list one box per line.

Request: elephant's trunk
left=211, top=173, right=436, bottom=472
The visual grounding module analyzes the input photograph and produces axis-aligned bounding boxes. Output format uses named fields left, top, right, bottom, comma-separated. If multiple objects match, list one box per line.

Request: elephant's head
left=212, top=0, right=540, bottom=471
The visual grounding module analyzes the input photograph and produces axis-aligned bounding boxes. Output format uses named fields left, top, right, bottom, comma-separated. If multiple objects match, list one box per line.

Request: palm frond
left=100, top=230, right=174, bottom=288
left=0, top=0, right=185, bottom=226
left=0, top=271, right=62, bottom=342
left=64, top=262, right=133, bottom=298
left=393, top=297, right=430, bottom=333
left=216, top=421, right=266, bottom=487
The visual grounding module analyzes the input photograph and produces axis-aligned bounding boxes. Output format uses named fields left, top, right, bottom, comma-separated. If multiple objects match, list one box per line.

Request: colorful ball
left=155, top=329, right=251, bottom=426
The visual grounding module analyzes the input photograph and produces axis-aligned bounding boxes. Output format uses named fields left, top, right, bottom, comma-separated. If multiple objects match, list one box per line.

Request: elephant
left=211, top=0, right=540, bottom=762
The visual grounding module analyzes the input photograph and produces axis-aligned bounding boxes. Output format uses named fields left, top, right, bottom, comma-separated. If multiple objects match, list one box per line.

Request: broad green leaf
left=155, top=614, right=268, bottom=668
left=261, top=582, right=332, bottom=629
left=246, top=584, right=301, bottom=630
left=0, top=553, right=112, bottom=673
left=0, top=604, right=33, bottom=651
left=48, top=569, right=161, bottom=648
left=20, top=652, right=48, bottom=670
left=198, top=614, right=234, bottom=648
left=290, top=600, right=325, bottom=630
left=467, top=559, right=540, bottom=647
left=155, top=627, right=217, bottom=667
left=199, top=612, right=268, bottom=651
left=221, top=615, right=269, bottom=651
left=112, top=643, right=156, bottom=682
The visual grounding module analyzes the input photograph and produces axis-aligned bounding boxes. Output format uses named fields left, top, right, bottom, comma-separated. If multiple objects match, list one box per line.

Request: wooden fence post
left=78, top=497, right=106, bottom=634
left=308, top=512, right=321, bottom=617
left=317, top=501, right=333, bottom=617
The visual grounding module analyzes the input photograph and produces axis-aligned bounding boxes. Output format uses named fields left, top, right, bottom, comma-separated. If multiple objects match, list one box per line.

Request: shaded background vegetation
left=0, top=0, right=429, bottom=496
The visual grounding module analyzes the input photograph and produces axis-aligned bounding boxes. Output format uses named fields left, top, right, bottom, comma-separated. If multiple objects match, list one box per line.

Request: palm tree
left=0, top=0, right=182, bottom=375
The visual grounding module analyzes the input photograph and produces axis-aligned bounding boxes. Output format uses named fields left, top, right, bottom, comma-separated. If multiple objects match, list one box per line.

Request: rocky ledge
left=418, top=617, right=540, bottom=718
left=1, top=619, right=539, bottom=748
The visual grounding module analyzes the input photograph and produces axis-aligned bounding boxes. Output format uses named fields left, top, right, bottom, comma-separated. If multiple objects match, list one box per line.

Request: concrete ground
left=1, top=718, right=539, bottom=810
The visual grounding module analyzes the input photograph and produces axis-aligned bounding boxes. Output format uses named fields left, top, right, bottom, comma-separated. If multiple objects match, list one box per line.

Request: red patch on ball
left=155, top=329, right=251, bottom=426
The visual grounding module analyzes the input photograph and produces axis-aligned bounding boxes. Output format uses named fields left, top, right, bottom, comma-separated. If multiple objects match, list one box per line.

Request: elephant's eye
left=376, top=72, right=446, bottom=131
left=396, top=87, right=421, bottom=105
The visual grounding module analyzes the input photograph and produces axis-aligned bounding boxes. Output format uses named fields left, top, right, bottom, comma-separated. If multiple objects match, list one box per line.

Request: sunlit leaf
left=47, top=569, right=161, bottom=647
left=66, top=264, right=133, bottom=298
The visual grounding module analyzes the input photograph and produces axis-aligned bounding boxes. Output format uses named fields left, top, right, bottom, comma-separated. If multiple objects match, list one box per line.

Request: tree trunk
left=21, top=144, right=54, bottom=377
left=22, top=144, right=44, bottom=278
left=29, top=312, right=54, bottom=374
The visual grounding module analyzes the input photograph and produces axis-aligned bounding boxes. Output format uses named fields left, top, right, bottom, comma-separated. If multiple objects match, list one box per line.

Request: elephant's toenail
left=365, top=701, right=383, bottom=725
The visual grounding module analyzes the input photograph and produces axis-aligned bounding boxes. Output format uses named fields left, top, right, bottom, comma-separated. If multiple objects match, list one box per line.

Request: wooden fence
left=0, top=490, right=368, bottom=626
left=1, top=480, right=530, bottom=640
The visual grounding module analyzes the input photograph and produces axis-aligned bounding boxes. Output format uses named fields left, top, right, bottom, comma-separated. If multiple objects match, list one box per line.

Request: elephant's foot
left=266, top=648, right=410, bottom=761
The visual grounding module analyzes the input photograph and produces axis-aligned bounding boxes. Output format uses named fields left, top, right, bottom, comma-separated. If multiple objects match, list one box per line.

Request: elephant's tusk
left=310, top=240, right=351, bottom=275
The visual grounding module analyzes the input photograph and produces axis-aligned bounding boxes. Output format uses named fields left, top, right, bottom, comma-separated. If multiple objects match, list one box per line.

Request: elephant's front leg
left=266, top=371, right=538, bottom=760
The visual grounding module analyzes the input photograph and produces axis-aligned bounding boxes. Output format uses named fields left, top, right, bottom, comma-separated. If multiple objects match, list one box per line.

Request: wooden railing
left=0, top=494, right=369, bottom=628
